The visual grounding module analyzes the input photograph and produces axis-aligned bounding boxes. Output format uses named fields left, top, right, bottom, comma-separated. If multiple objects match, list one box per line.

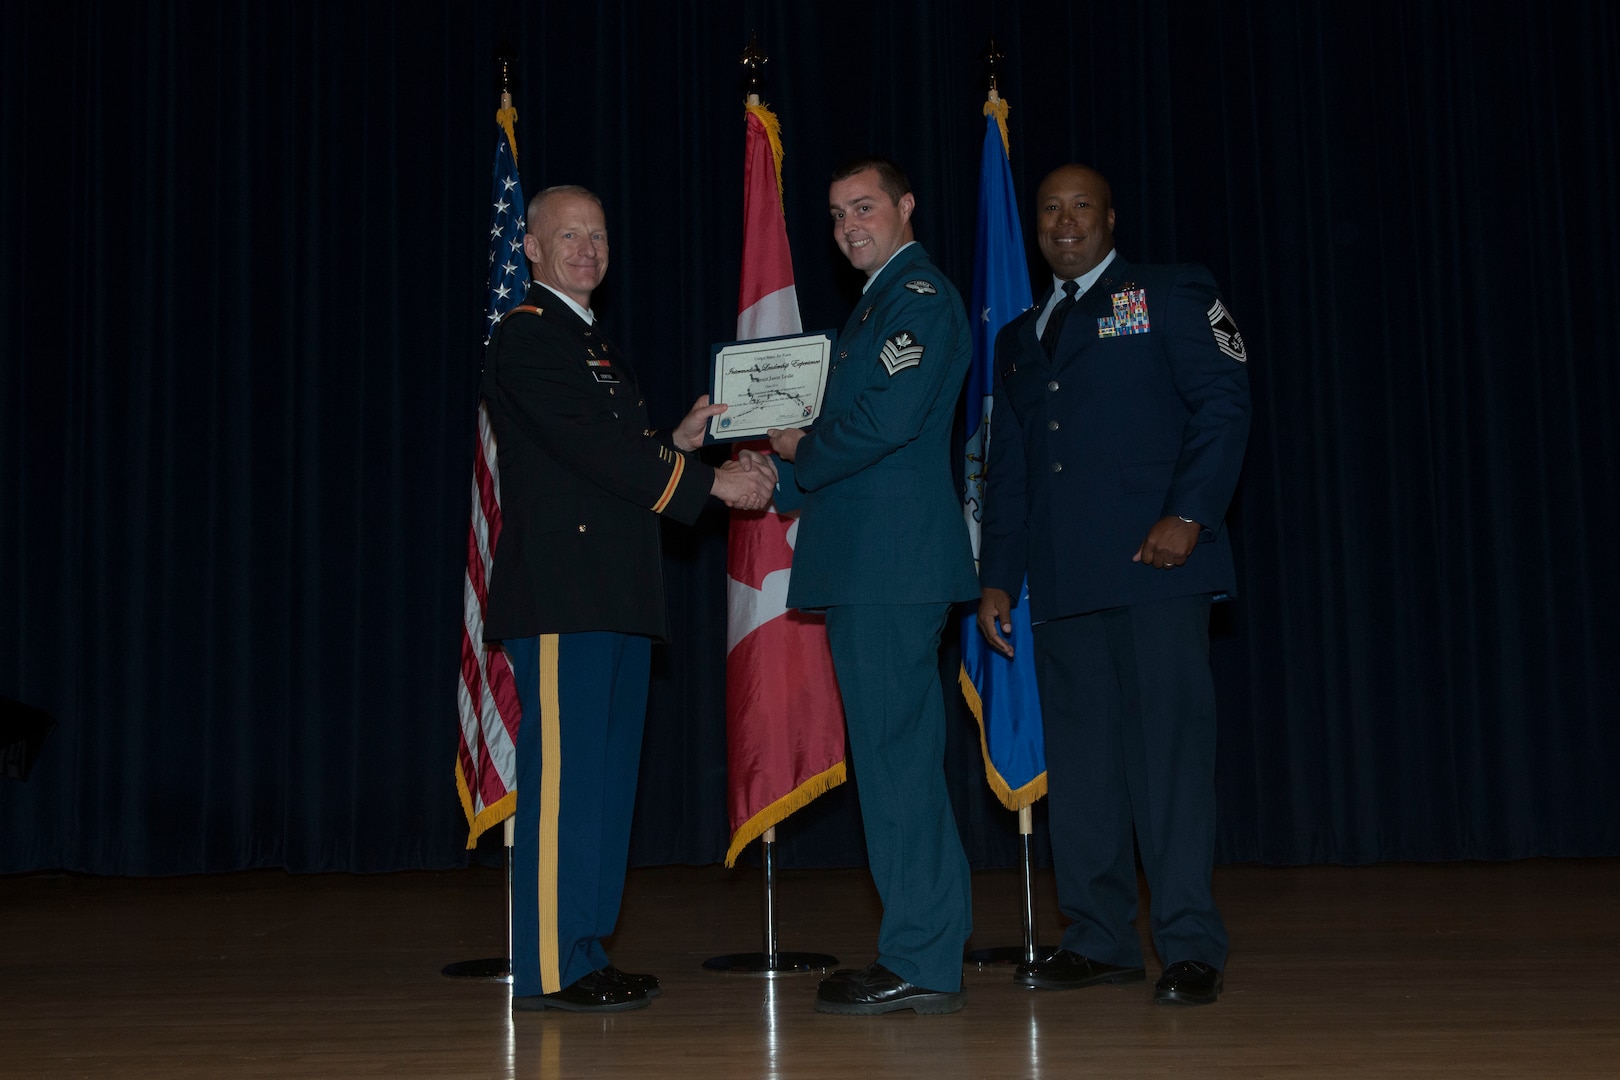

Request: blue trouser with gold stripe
left=503, top=632, right=651, bottom=997
left=825, top=602, right=973, bottom=993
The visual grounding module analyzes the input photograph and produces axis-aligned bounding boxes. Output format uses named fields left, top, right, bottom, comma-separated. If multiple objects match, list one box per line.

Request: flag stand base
left=963, top=805, right=1054, bottom=967
left=444, top=819, right=515, bottom=982
left=965, top=944, right=1055, bottom=966
left=701, top=951, right=837, bottom=976
left=703, top=829, right=837, bottom=977
left=441, top=958, right=512, bottom=980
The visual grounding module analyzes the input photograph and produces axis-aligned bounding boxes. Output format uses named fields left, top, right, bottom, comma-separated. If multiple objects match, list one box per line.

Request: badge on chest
left=1096, top=287, right=1151, bottom=338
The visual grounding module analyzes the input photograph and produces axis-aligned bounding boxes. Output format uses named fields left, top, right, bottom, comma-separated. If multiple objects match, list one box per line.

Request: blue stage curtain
left=3, top=0, right=1616, bottom=873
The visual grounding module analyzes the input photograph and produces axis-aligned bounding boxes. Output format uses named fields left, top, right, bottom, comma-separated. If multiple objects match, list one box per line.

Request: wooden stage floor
left=3, top=859, right=1617, bottom=1078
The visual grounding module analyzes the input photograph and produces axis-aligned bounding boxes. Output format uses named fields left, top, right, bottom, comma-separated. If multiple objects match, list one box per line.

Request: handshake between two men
left=669, top=393, right=778, bottom=513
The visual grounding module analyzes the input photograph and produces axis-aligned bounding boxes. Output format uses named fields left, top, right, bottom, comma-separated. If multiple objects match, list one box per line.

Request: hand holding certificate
left=705, top=331, right=834, bottom=443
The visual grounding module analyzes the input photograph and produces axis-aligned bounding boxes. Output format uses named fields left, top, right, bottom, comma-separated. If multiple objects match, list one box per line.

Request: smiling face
left=828, top=168, right=915, bottom=277
left=524, top=190, right=608, bottom=308
left=1034, top=165, right=1116, bottom=280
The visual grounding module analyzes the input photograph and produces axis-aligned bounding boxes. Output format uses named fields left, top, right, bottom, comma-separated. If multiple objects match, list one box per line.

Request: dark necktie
left=1041, top=280, right=1080, bottom=358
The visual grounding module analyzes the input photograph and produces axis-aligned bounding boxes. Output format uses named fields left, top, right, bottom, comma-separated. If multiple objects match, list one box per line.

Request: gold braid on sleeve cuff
left=651, top=447, right=685, bottom=513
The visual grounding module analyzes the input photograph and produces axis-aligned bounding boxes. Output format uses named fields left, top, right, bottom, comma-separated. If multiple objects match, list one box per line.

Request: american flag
left=455, top=105, right=528, bottom=847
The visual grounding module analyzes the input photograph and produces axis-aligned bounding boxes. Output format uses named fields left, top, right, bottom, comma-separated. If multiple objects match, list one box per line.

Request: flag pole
left=441, top=815, right=514, bottom=979
left=440, top=809, right=515, bottom=977
left=702, top=35, right=836, bottom=977
left=961, top=40, right=1055, bottom=969
left=964, top=802, right=1046, bottom=966
left=443, top=54, right=523, bottom=983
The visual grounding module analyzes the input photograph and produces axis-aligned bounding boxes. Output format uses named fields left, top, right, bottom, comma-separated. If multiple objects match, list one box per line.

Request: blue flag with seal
left=958, top=101, right=1046, bottom=810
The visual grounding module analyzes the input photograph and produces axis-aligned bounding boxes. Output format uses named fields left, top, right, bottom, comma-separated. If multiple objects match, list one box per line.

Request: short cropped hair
left=526, top=184, right=604, bottom=224
left=830, top=158, right=911, bottom=204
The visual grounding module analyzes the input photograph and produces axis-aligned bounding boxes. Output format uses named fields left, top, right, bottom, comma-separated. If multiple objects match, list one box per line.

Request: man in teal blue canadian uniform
left=977, top=164, right=1251, bottom=1007
left=768, top=158, right=979, bottom=1016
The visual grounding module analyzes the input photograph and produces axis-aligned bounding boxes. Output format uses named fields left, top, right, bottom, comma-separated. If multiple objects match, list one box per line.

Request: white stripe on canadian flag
left=726, top=518, right=798, bottom=653
left=738, top=285, right=801, bottom=342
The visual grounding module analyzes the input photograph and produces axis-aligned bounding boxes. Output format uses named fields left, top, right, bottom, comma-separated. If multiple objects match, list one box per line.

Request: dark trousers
left=826, top=602, right=972, bottom=991
left=505, top=631, right=651, bottom=996
left=1032, top=595, right=1228, bottom=970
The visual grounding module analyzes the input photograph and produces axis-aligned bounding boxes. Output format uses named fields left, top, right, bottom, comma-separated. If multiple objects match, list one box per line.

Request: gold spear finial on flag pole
left=982, top=37, right=1011, bottom=156
left=496, top=52, right=519, bottom=164
left=740, top=31, right=768, bottom=108
left=983, top=36, right=1006, bottom=102
left=740, top=32, right=785, bottom=208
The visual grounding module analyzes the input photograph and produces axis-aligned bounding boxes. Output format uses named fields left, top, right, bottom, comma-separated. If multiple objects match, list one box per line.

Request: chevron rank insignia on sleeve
left=880, top=331, right=925, bottom=375
left=1207, top=299, right=1247, bottom=362
left=904, top=279, right=938, bottom=295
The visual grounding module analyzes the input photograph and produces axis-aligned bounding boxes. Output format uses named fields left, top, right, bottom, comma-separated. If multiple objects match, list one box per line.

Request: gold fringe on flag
left=723, top=760, right=847, bottom=868
left=455, top=767, right=518, bottom=850
left=745, top=102, right=787, bottom=210
left=984, top=97, right=1011, bottom=158
left=958, top=667, right=1048, bottom=812
left=497, top=105, right=520, bottom=165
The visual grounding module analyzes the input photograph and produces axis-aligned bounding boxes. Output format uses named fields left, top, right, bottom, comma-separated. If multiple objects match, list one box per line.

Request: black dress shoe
left=512, top=970, right=650, bottom=1013
left=1153, top=960, right=1223, bottom=1006
left=813, top=962, right=965, bottom=1015
left=1015, top=949, right=1147, bottom=990
left=599, top=964, right=661, bottom=997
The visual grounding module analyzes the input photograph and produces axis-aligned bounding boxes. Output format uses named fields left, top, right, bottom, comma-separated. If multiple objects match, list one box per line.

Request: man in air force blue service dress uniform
left=977, top=164, right=1252, bottom=1007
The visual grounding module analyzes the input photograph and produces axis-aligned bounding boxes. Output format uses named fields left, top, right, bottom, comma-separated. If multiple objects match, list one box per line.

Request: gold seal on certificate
left=704, top=331, right=835, bottom=443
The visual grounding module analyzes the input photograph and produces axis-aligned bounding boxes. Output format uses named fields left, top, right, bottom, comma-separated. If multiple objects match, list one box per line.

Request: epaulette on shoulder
left=499, top=303, right=544, bottom=322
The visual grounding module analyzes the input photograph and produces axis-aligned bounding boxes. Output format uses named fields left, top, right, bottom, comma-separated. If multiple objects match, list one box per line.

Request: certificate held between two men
left=704, top=331, right=833, bottom=444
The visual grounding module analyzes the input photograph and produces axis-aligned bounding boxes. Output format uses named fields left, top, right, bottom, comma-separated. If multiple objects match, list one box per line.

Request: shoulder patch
left=880, top=331, right=925, bottom=376
left=1206, top=299, right=1247, bottom=362
left=904, top=279, right=938, bottom=295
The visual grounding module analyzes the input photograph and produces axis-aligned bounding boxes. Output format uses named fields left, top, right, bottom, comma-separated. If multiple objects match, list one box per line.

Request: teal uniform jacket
left=779, top=243, right=979, bottom=608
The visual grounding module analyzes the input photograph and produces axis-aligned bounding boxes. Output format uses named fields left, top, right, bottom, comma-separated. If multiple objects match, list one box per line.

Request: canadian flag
left=722, top=103, right=846, bottom=867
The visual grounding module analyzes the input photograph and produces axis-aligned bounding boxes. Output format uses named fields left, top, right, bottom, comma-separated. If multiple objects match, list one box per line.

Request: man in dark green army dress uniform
left=483, top=185, right=775, bottom=1013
